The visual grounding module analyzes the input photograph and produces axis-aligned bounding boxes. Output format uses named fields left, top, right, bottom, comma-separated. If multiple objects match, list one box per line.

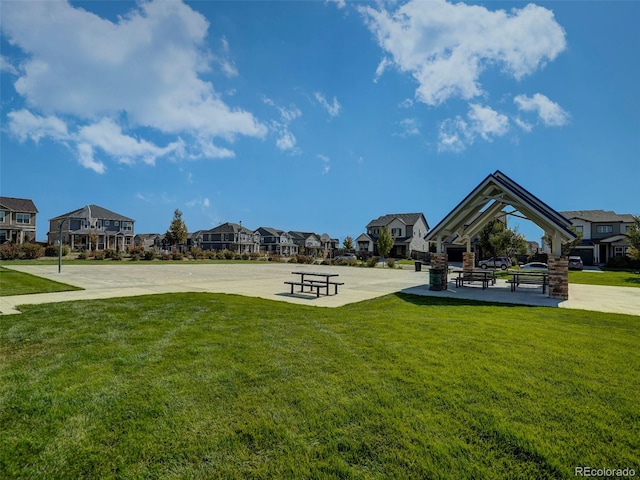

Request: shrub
left=605, top=256, right=640, bottom=270
left=269, top=254, right=282, bottom=263
left=78, top=251, right=88, bottom=260
left=128, top=245, right=145, bottom=256
left=366, top=256, right=380, bottom=268
left=386, top=258, right=396, bottom=269
left=223, top=249, right=234, bottom=260
left=20, top=243, right=44, bottom=259
left=190, top=247, right=206, bottom=260
left=0, top=243, right=21, bottom=260
left=241, top=253, right=250, bottom=260
left=172, top=252, right=184, bottom=261
left=161, top=253, right=172, bottom=261
left=45, top=245, right=70, bottom=257
left=143, top=251, right=156, bottom=261
left=92, top=250, right=106, bottom=260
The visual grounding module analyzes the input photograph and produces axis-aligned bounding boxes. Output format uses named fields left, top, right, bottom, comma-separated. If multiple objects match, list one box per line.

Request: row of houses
left=0, top=196, right=636, bottom=264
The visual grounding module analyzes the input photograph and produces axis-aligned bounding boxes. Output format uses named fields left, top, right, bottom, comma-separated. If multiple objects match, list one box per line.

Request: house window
left=0, top=211, right=5, bottom=223
left=574, top=226, right=583, bottom=233
left=104, top=220, right=110, bottom=226
left=614, top=246, right=627, bottom=257
left=114, top=221, right=120, bottom=227
left=16, top=213, right=30, bottom=224
left=391, top=228, right=401, bottom=237
left=123, top=222, right=132, bottom=231
left=0, top=230, right=6, bottom=243
left=596, top=225, right=612, bottom=234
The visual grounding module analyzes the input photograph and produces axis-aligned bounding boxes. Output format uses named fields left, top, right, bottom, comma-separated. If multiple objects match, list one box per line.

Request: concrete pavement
left=1, top=263, right=638, bottom=316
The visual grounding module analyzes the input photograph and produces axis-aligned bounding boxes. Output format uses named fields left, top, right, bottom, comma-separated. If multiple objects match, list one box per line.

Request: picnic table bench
left=454, top=270, right=496, bottom=290
left=285, top=271, right=344, bottom=297
left=506, top=270, right=548, bottom=294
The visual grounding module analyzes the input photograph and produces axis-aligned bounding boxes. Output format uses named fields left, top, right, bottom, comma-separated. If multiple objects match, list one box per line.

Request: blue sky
left=1, top=0, right=638, bottom=244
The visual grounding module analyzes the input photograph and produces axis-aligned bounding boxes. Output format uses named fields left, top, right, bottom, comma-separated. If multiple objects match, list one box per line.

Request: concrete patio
left=1, top=263, right=638, bottom=316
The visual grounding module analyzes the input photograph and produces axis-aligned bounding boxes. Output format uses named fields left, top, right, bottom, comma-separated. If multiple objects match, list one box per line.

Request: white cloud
left=0, top=55, right=18, bottom=75
left=314, top=92, right=342, bottom=117
left=7, top=109, right=69, bottom=143
left=1, top=0, right=266, bottom=172
left=361, top=0, right=566, bottom=106
left=396, top=118, right=420, bottom=137
left=76, top=143, right=106, bottom=174
left=438, top=104, right=509, bottom=152
left=276, top=130, right=299, bottom=153
left=326, top=0, right=346, bottom=9
left=318, top=154, right=331, bottom=175
left=514, top=93, right=570, bottom=126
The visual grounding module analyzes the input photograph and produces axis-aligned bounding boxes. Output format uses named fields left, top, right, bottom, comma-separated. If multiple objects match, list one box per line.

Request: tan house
left=48, top=204, right=135, bottom=252
left=0, top=196, right=38, bottom=244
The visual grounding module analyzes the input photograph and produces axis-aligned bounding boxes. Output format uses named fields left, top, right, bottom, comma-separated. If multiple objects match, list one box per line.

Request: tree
left=376, top=226, right=394, bottom=266
left=343, top=236, right=354, bottom=250
left=626, top=215, right=640, bottom=260
left=165, top=209, right=188, bottom=249
left=479, top=220, right=527, bottom=261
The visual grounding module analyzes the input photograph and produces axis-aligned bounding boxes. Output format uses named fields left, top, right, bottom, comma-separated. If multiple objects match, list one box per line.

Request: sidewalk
left=1, top=264, right=638, bottom=316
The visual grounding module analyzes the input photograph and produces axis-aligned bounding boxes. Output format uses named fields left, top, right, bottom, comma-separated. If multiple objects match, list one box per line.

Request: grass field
left=0, top=266, right=82, bottom=296
left=1, top=293, right=638, bottom=479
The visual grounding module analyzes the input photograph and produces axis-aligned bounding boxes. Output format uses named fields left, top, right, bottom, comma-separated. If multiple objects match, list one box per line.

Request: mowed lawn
left=0, top=266, right=82, bottom=296
left=1, top=293, right=638, bottom=479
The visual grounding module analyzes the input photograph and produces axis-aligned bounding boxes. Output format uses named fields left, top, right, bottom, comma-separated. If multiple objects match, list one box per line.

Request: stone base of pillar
left=430, top=253, right=449, bottom=290
left=463, top=252, right=475, bottom=272
left=548, top=255, right=569, bottom=300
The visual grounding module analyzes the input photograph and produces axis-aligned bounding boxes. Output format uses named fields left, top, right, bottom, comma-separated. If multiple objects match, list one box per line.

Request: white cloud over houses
left=1, top=0, right=266, bottom=172
left=361, top=0, right=566, bottom=106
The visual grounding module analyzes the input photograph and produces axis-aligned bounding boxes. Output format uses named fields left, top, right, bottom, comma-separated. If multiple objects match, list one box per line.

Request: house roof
left=561, top=210, right=635, bottom=223
left=0, top=196, right=38, bottom=213
left=207, top=222, right=254, bottom=235
left=51, top=204, right=134, bottom=222
left=425, top=170, right=576, bottom=251
left=366, top=213, right=428, bottom=229
left=256, top=226, right=282, bottom=236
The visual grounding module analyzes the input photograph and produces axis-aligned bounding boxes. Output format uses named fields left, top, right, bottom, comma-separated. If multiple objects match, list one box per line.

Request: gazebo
left=425, top=171, right=576, bottom=299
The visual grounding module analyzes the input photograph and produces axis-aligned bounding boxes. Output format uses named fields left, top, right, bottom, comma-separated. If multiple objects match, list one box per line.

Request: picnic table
left=284, top=271, right=344, bottom=297
left=506, top=270, right=549, bottom=294
left=454, top=269, right=496, bottom=290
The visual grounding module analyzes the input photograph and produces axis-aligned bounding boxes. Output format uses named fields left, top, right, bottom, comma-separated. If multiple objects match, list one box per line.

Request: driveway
left=1, top=263, right=638, bottom=316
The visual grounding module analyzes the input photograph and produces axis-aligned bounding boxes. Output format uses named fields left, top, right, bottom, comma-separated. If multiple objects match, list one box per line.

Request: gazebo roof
left=425, top=170, right=576, bottom=253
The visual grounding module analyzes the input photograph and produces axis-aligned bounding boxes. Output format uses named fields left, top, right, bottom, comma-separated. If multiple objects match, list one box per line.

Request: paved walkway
left=1, top=264, right=638, bottom=316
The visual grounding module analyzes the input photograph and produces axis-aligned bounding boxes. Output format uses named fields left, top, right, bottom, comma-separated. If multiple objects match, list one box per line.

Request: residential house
left=48, top=204, right=135, bottom=252
left=135, top=233, right=164, bottom=252
left=199, top=222, right=260, bottom=253
left=0, top=196, right=38, bottom=244
left=356, top=213, right=429, bottom=259
left=255, top=227, right=299, bottom=256
left=289, top=231, right=322, bottom=256
left=559, top=210, right=635, bottom=265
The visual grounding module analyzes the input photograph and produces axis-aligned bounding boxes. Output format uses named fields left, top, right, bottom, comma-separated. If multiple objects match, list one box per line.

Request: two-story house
left=289, top=231, right=323, bottom=256
left=0, top=196, right=38, bottom=244
left=560, top=210, right=635, bottom=265
left=48, top=204, right=135, bottom=252
left=135, top=233, right=164, bottom=252
left=356, top=213, right=429, bottom=259
left=199, top=222, right=260, bottom=253
left=255, top=227, right=299, bottom=256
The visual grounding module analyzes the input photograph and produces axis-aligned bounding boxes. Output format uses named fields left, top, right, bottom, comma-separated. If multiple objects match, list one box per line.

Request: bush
left=143, top=251, right=156, bottom=261
left=0, top=243, right=21, bottom=260
left=78, top=251, right=88, bottom=260
left=128, top=245, right=145, bottom=256
left=190, top=247, right=206, bottom=260
left=222, top=249, right=234, bottom=260
left=92, top=250, right=106, bottom=260
left=45, top=245, right=70, bottom=257
left=605, top=256, right=640, bottom=270
left=20, top=243, right=44, bottom=259
left=366, top=256, right=380, bottom=268
left=386, top=258, right=396, bottom=269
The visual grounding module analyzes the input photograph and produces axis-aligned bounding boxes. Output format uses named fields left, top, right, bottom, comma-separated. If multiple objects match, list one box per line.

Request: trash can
left=429, top=268, right=445, bottom=291
left=414, top=261, right=422, bottom=272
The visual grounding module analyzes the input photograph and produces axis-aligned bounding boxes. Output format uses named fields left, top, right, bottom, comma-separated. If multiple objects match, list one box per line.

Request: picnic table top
left=291, top=271, right=340, bottom=277
left=507, top=270, right=548, bottom=276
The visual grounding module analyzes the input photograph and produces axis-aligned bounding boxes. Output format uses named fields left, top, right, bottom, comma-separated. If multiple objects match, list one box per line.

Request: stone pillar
left=548, top=255, right=569, bottom=300
left=430, top=253, right=449, bottom=290
left=463, top=252, right=475, bottom=272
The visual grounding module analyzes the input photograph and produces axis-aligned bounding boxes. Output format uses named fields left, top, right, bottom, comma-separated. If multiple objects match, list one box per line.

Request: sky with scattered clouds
left=1, top=0, right=638, bottom=243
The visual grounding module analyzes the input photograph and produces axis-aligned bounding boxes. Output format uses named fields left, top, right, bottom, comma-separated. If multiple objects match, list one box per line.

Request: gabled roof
left=367, top=213, right=428, bottom=229
left=256, top=226, right=282, bottom=236
left=207, top=222, right=254, bottom=235
left=51, top=204, right=133, bottom=222
left=425, top=170, right=576, bottom=249
left=561, top=210, right=635, bottom=223
left=0, top=196, right=38, bottom=213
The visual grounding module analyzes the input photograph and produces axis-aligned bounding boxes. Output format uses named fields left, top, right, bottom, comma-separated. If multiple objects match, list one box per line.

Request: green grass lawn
left=568, top=270, right=640, bottom=288
left=0, top=266, right=82, bottom=296
left=1, top=293, right=638, bottom=479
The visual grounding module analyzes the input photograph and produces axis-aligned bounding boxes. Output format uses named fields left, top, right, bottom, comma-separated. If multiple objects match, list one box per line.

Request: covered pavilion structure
left=425, top=171, right=576, bottom=299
